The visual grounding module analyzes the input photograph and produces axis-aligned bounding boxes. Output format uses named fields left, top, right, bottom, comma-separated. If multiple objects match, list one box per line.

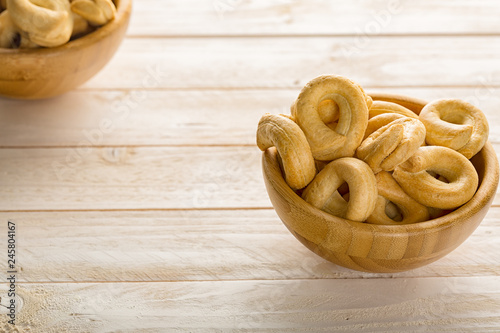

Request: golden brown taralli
left=291, top=75, right=369, bottom=161
left=366, top=171, right=429, bottom=225
left=393, top=145, right=479, bottom=209
left=302, top=157, right=377, bottom=222
left=7, top=0, right=74, bottom=47
left=369, top=100, right=419, bottom=119
left=257, top=113, right=316, bottom=190
left=419, top=98, right=489, bottom=159
left=356, top=117, right=426, bottom=173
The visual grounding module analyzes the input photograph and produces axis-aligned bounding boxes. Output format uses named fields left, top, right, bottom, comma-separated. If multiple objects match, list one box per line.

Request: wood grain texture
left=1, top=88, right=499, bottom=147
left=0, top=209, right=499, bottom=284
left=82, top=36, right=500, bottom=90
left=1, top=277, right=499, bottom=332
left=0, top=146, right=266, bottom=211
left=128, top=0, right=500, bottom=36
left=1, top=0, right=500, bottom=330
left=0, top=144, right=498, bottom=212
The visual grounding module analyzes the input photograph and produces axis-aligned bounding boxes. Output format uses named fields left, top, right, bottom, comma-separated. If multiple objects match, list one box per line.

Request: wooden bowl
left=0, top=0, right=132, bottom=99
left=262, top=93, right=499, bottom=273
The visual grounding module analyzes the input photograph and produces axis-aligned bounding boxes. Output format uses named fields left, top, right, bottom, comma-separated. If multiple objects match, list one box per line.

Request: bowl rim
left=0, top=0, right=132, bottom=55
left=263, top=93, right=499, bottom=235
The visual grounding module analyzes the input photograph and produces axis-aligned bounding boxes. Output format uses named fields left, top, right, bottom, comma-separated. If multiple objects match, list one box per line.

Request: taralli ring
left=257, top=113, right=316, bottom=190
left=393, top=145, right=479, bottom=210
left=366, top=171, right=429, bottom=225
left=7, top=0, right=73, bottom=47
left=363, top=113, right=406, bottom=139
left=302, top=157, right=377, bottom=222
left=70, top=0, right=116, bottom=26
left=291, top=75, right=369, bottom=161
left=356, top=117, right=426, bottom=173
left=419, top=98, right=489, bottom=159
left=369, top=100, right=418, bottom=119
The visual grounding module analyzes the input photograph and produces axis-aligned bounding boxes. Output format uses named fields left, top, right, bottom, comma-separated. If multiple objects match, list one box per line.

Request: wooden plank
left=0, top=208, right=498, bottom=283
left=1, top=145, right=499, bottom=212
left=81, top=36, right=500, bottom=90
left=0, top=146, right=267, bottom=211
left=128, top=0, right=500, bottom=36
left=0, top=144, right=498, bottom=211
left=1, top=88, right=499, bottom=147
left=1, top=277, right=499, bottom=331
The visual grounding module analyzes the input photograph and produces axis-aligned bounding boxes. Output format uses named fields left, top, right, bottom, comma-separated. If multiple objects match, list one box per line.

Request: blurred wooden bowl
left=0, top=0, right=132, bottom=99
left=262, top=93, right=499, bottom=273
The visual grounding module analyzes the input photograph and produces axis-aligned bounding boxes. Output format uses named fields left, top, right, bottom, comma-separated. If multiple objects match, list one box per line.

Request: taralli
left=369, top=100, right=418, bottom=119
left=393, top=146, right=479, bottom=209
left=317, top=99, right=339, bottom=131
left=0, top=9, right=17, bottom=47
left=257, top=113, right=316, bottom=190
left=71, top=11, right=93, bottom=38
left=291, top=75, right=369, bottom=161
left=302, top=157, right=377, bottom=222
left=356, top=117, right=426, bottom=173
left=7, top=0, right=73, bottom=47
left=70, top=0, right=116, bottom=26
left=0, top=0, right=115, bottom=48
left=366, top=171, right=429, bottom=225
left=419, top=98, right=489, bottom=159
left=0, top=9, right=37, bottom=48
left=257, top=74, right=491, bottom=226
left=363, top=113, right=405, bottom=139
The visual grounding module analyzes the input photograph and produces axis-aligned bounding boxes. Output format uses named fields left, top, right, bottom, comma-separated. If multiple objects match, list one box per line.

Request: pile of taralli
left=0, top=0, right=116, bottom=49
left=257, top=75, right=489, bottom=225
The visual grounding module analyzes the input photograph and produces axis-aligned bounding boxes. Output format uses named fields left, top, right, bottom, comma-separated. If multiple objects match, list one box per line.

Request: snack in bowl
left=0, top=0, right=131, bottom=99
left=257, top=113, right=316, bottom=191
left=1, top=0, right=116, bottom=48
left=258, top=74, right=499, bottom=272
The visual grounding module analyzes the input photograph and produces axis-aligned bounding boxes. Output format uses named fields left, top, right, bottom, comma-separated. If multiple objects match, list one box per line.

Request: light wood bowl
left=262, top=93, right=499, bottom=273
left=0, top=0, right=132, bottom=99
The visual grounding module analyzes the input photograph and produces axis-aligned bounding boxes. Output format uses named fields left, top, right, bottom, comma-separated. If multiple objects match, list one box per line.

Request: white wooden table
left=1, top=1, right=500, bottom=331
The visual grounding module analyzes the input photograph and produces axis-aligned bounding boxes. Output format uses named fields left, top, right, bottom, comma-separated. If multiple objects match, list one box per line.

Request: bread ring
left=0, top=10, right=18, bottom=48
left=363, top=113, right=406, bottom=139
left=70, top=0, right=116, bottom=27
left=419, top=99, right=489, bottom=159
left=369, top=100, right=418, bottom=119
left=366, top=171, right=429, bottom=225
left=291, top=75, right=369, bottom=161
left=356, top=117, right=426, bottom=173
left=302, top=157, right=377, bottom=222
left=71, top=12, right=94, bottom=38
left=317, top=99, right=339, bottom=131
left=0, top=9, right=38, bottom=48
left=7, top=0, right=73, bottom=47
left=393, top=146, right=479, bottom=209
left=257, top=113, right=316, bottom=190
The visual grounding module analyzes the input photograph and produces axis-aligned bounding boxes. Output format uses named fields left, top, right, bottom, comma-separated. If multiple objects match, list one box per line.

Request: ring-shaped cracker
left=366, top=171, right=429, bottom=225
left=419, top=99, right=489, bottom=159
left=7, top=0, right=73, bottom=47
left=369, top=100, right=418, bottom=119
left=291, top=75, right=369, bottom=161
left=356, top=117, right=426, bottom=173
left=393, top=146, right=479, bottom=210
left=302, top=157, right=377, bottom=222
left=257, top=113, right=316, bottom=190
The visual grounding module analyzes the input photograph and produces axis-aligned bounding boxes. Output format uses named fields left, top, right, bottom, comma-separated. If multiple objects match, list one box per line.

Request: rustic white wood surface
left=1, top=1, right=500, bottom=331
